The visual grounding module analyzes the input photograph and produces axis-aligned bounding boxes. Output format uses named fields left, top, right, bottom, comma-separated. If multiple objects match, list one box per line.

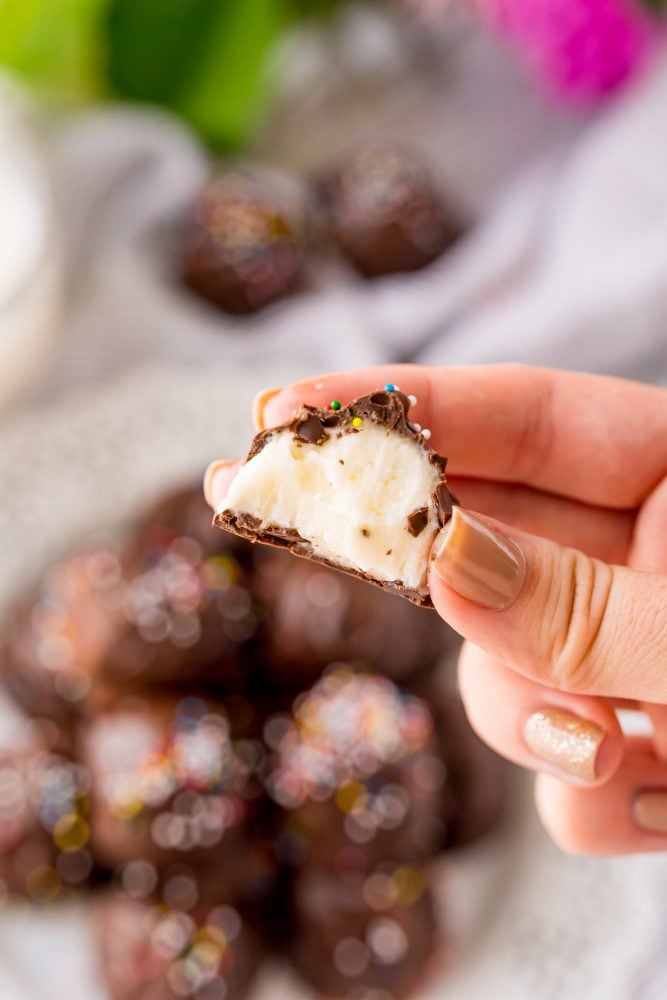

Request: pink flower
left=478, top=0, right=661, bottom=102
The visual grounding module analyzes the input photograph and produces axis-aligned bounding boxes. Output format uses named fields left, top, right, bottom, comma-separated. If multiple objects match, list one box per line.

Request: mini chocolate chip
left=407, top=507, right=429, bottom=537
left=386, top=549, right=392, bottom=556
left=295, top=414, right=327, bottom=444
left=338, top=459, right=345, bottom=465
left=361, top=528, right=370, bottom=537
left=434, top=483, right=454, bottom=518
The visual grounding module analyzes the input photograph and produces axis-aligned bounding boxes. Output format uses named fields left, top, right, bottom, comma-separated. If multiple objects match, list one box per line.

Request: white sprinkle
left=394, top=384, right=401, bottom=391
left=412, top=423, right=421, bottom=432
left=408, top=395, right=417, bottom=406
left=421, top=428, right=431, bottom=440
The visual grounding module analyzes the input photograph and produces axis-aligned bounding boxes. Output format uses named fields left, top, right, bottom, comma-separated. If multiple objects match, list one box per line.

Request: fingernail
left=523, top=709, right=604, bottom=782
left=633, top=790, right=667, bottom=833
left=204, top=459, right=235, bottom=508
left=252, top=387, right=282, bottom=431
left=432, top=507, right=526, bottom=610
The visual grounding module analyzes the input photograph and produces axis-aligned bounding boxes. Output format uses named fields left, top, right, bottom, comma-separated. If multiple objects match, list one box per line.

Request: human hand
left=205, top=364, right=667, bottom=855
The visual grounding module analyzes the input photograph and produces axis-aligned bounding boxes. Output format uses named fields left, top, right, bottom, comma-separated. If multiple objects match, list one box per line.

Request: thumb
left=429, top=507, right=667, bottom=701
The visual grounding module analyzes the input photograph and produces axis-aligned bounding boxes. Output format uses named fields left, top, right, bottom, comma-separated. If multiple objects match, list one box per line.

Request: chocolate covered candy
left=0, top=489, right=262, bottom=720
left=264, top=668, right=451, bottom=870
left=316, top=142, right=462, bottom=278
left=178, top=172, right=306, bottom=315
left=81, top=696, right=259, bottom=897
left=100, top=488, right=263, bottom=694
left=94, top=893, right=259, bottom=1000
left=288, top=863, right=437, bottom=999
left=253, top=548, right=451, bottom=689
left=0, top=739, right=93, bottom=902
left=214, top=389, right=456, bottom=608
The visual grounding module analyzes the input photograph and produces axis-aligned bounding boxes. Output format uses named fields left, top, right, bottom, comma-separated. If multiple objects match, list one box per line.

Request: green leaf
left=105, top=0, right=293, bottom=150
left=0, top=0, right=106, bottom=99
left=105, top=0, right=214, bottom=103
left=175, top=0, right=292, bottom=149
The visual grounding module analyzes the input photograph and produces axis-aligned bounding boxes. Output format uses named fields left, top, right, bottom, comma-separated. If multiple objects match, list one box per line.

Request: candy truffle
left=178, top=172, right=306, bottom=315
left=264, top=668, right=451, bottom=869
left=430, top=689, right=507, bottom=848
left=94, top=893, right=259, bottom=1000
left=214, top=389, right=456, bottom=608
left=0, top=741, right=93, bottom=902
left=288, top=864, right=437, bottom=999
left=316, top=142, right=462, bottom=278
left=0, top=489, right=262, bottom=720
left=253, top=548, right=452, bottom=689
left=80, top=696, right=258, bottom=898
left=101, top=488, right=263, bottom=693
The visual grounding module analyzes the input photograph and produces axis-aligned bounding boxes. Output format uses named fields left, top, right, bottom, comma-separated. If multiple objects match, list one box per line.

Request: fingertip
left=203, top=459, right=239, bottom=510
left=252, top=388, right=282, bottom=431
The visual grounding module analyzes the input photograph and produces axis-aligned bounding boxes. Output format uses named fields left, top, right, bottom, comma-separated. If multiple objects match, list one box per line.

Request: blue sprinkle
left=384, top=383, right=395, bottom=392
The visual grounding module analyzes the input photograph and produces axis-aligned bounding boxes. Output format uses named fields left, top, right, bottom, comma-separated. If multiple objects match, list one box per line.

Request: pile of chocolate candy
left=177, top=142, right=464, bottom=315
left=0, top=488, right=503, bottom=999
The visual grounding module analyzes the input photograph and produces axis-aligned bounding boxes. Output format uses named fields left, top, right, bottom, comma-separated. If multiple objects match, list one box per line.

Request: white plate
left=0, top=366, right=665, bottom=1000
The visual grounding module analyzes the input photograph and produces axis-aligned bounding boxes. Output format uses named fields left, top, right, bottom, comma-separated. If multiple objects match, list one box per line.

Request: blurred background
left=1, top=0, right=667, bottom=998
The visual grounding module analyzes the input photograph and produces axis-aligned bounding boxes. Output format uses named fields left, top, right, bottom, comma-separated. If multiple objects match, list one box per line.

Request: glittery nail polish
left=523, top=709, right=604, bottom=782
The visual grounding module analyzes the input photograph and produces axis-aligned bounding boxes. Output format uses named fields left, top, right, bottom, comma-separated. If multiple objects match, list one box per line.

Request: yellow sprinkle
left=351, top=417, right=362, bottom=428
left=393, top=865, right=426, bottom=904
left=53, top=814, right=90, bottom=852
left=26, top=865, right=61, bottom=903
left=335, top=779, right=364, bottom=813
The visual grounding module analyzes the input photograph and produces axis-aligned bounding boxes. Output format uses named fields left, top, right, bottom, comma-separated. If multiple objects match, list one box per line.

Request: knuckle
left=544, top=548, right=614, bottom=694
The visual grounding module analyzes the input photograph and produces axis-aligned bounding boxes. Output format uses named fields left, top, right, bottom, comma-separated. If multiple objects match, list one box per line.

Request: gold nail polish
left=432, top=507, right=526, bottom=610
left=252, top=387, right=282, bottom=431
left=633, top=790, right=667, bottom=833
left=523, top=709, right=604, bottom=782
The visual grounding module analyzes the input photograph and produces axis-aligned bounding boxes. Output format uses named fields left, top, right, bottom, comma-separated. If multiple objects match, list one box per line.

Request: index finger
left=260, top=364, right=667, bottom=508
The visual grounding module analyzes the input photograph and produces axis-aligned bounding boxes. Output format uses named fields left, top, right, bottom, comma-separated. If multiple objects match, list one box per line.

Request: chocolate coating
left=178, top=173, right=306, bottom=315
left=289, top=864, right=437, bottom=998
left=214, top=390, right=456, bottom=608
left=316, top=142, right=463, bottom=278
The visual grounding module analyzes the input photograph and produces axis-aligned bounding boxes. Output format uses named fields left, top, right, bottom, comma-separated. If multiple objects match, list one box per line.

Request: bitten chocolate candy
left=178, top=172, right=306, bottom=315
left=289, top=863, right=438, bottom=999
left=214, top=389, right=457, bottom=608
left=316, top=142, right=462, bottom=277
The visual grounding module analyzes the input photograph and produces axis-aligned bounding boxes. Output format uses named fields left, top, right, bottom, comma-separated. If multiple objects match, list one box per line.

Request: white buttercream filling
left=218, top=424, right=441, bottom=592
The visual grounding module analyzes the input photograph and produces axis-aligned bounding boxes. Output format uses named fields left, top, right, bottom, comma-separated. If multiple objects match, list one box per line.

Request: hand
left=205, top=364, right=667, bottom=855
